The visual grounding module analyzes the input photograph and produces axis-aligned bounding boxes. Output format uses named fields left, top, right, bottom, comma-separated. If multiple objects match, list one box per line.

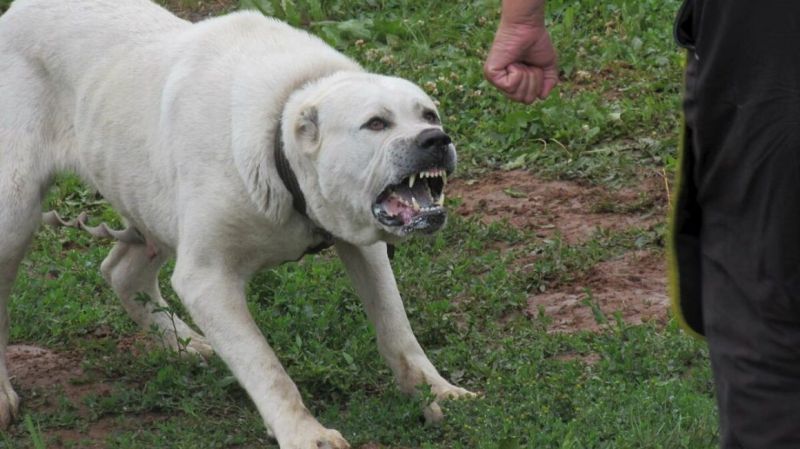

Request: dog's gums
left=373, top=168, right=447, bottom=232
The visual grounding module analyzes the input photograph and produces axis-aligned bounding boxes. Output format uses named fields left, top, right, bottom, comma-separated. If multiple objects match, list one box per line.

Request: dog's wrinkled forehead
left=318, top=74, right=438, bottom=125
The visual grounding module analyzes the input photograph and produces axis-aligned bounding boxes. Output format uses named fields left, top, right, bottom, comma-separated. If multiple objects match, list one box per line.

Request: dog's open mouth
left=372, top=168, right=447, bottom=234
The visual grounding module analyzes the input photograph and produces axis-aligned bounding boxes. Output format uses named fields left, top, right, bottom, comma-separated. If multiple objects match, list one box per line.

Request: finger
left=517, top=68, right=535, bottom=104
left=507, top=64, right=543, bottom=104
left=500, top=66, right=522, bottom=102
left=540, top=66, right=560, bottom=99
left=525, top=67, right=544, bottom=104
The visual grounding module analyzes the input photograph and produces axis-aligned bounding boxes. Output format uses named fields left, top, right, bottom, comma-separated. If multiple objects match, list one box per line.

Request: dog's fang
left=436, top=192, right=445, bottom=206
left=409, top=174, right=416, bottom=188
left=411, top=196, right=420, bottom=211
left=442, top=171, right=447, bottom=185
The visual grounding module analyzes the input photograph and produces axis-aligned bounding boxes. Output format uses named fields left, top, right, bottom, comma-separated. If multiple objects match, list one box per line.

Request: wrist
left=500, top=0, right=546, bottom=28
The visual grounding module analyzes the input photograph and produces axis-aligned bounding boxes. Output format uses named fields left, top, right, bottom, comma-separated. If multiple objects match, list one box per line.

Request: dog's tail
left=42, top=211, right=145, bottom=245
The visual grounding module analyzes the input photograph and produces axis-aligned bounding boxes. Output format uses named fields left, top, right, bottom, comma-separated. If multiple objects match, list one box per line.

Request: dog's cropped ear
left=294, top=106, right=320, bottom=153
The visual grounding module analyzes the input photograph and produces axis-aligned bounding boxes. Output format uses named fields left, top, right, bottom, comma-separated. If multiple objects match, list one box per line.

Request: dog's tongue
left=381, top=183, right=434, bottom=224
left=383, top=195, right=416, bottom=223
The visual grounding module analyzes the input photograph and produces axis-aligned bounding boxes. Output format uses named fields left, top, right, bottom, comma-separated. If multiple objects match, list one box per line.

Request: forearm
left=500, top=0, right=546, bottom=26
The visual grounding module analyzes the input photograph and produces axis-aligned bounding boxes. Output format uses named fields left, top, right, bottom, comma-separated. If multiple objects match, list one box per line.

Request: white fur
left=0, top=0, right=471, bottom=447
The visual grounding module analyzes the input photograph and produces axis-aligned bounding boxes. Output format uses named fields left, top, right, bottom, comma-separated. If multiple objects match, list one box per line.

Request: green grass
left=1, top=0, right=718, bottom=448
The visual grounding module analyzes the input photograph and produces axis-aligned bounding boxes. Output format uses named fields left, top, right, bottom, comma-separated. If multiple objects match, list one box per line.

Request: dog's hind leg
left=0, top=198, right=39, bottom=429
left=100, top=242, right=213, bottom=358
left=0, top=153, right=50, bottom=428
left=0, top=49, right=60, bottom=427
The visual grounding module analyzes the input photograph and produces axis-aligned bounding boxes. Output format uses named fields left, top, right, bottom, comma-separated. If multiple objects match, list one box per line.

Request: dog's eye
left=422, top=110, right=440, bottom=124
left=364, top=117, right=389, bottom=131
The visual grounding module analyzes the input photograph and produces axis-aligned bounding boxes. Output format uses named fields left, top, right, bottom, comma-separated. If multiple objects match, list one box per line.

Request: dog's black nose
left=415, top=128, right=452, bottom=150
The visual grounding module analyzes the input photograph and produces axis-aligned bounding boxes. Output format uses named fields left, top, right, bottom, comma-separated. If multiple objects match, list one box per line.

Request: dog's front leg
left=171, top=257, right=349, bottom=449
left=335, top=241, right=474, bottom=420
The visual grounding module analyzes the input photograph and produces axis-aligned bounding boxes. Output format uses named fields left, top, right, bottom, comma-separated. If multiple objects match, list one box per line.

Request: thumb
left=484, top=58, right=523, bottom=95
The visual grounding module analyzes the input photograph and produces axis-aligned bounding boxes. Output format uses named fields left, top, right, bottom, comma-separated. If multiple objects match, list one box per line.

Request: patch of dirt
left=449, top=170, right=670, bottom=333
left=526, top=250, right=669, bottom=333
left=449, top=169, right=666, bottom=244
left=7, top=344, right=88, bottom=396
left=160, top=0, right=238, bottom=22
left=7, top=345, right=113, bottom=447
left=7, top=340, right=161, bottom=448
left=46, top=414, right=166, bottom=449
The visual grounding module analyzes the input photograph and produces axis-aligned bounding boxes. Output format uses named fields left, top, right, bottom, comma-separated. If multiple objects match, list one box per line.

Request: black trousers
left=670, top=1, right=800, bottom=448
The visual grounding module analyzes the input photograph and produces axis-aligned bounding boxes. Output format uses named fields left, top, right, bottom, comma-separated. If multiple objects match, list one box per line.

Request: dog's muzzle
left=372, top=128, right=456, bottom=235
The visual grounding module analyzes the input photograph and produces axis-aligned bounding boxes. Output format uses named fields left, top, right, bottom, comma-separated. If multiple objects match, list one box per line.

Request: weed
left=23, top=416, right=46, bottom=449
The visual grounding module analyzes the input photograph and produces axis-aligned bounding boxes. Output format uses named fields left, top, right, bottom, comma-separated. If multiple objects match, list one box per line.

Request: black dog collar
left=273, top=121, right=334, bottom=255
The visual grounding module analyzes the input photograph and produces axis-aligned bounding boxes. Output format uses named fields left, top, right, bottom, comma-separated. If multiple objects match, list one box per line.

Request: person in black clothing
left=484, top=1, right=800, bottom=447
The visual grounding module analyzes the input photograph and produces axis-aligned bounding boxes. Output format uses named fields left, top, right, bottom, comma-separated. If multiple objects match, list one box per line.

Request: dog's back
left=1, top=0, right=186, bottom=83
left=0, top=0, right=188, bottom=176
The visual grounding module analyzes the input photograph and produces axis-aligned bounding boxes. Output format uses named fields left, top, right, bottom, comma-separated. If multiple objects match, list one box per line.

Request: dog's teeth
left=411, top=197, right=420, bottom=210
left=442, top=172, right=447, bottom=184
left=409, top=174, right=416, bottom=188
left=436, top=193, right=445, bottom=205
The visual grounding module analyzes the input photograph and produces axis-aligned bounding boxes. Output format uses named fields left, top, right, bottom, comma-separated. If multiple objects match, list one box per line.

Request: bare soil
left=526, top=250, right=669, bottom=333
left=448, top=169, right=670, bottom=333
left=7, top=340, right=161, bottom=448
left=449, top=169, right=666, bottom=244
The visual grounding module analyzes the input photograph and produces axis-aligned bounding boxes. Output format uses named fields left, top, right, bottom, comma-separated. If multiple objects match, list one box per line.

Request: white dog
left=0, top=0, right=473, bottom=447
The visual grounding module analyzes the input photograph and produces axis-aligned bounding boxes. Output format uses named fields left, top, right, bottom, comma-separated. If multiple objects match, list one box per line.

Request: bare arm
left=484, top=0, right=559, bottom=104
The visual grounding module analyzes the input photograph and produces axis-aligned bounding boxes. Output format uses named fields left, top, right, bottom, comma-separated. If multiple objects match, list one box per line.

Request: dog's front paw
left=0, top=378, right=19, bottom=429
left=424, top=383, right=478, bottom=424
left=432, top=383, right=477, bottom=401
left=280, top=424, right=350, bottom=449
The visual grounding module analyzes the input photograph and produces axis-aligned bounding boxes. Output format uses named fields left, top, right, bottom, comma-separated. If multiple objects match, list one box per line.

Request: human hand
left=484, top=9, right=559, bottom=104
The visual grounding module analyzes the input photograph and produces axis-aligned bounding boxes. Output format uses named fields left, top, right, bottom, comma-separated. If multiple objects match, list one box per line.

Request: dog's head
left=283, top=72, right=456, bottom=245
